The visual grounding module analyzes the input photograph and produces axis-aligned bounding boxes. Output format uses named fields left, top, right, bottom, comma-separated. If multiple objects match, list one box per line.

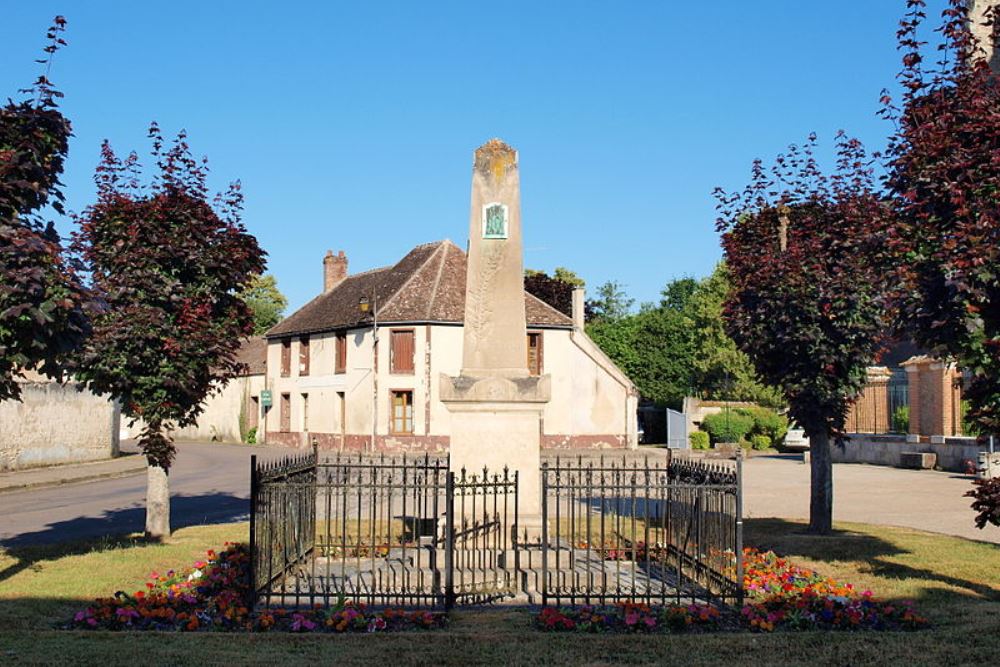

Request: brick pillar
left=902, top=356, right=962, bottom=442
left=930, top=362, right=963, bottom=438
left=902, top=357, right=926, bottom=442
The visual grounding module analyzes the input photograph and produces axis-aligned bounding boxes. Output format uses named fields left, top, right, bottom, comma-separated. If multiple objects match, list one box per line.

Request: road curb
left=0, top=458, right=147, bottom=494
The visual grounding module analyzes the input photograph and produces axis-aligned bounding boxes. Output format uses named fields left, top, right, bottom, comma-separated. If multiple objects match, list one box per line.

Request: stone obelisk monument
left=440, top=139, right=550, bottom=538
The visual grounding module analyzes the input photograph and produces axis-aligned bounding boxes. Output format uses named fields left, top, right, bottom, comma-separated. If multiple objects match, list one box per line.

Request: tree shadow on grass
left=745, top=517, right=1000, bottom=603
left=0, top=492, right=248, bottom=584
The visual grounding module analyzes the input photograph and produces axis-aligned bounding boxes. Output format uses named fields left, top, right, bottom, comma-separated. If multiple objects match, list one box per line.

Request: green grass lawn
left=1, top=519, right=998, bottom=666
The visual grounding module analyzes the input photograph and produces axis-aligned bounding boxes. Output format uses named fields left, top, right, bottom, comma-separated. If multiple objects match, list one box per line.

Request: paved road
left=0, top=441, right=290, bottom=547
left=742, top=454, right=1000, bottom=544
left=3, top=446, right=997, bottom=547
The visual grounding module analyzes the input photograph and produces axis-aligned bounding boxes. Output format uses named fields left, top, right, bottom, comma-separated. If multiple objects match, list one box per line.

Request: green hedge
left=736, top=406, right=789, bottom=444
left=961, top=400, right=982, bottom=437
left=750, top=434, right=772, bottom=451
left=701, top=411, right=754, bottom=445
left=689, top=430, right=710, bottom=450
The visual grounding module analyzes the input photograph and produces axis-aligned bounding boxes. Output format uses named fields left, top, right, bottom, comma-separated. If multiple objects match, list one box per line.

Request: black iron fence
left=249, top=452, right=518, bottom=610
left=250, top=451, right=742, bottom=611
left=249, top=450, right=315, bottom=606
left=540, top=455, right=742, bottom=606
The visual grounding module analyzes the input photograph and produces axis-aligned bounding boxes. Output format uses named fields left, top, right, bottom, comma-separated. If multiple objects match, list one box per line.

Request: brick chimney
left=323, top=250, right=347, bottom=293
left=572, top=286, right=586, bottom=331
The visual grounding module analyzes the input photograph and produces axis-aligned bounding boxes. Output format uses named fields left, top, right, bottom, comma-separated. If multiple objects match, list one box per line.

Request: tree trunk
left=808, top=430, right=833, bottom=534
left=145, top=463, right=171, bottom=540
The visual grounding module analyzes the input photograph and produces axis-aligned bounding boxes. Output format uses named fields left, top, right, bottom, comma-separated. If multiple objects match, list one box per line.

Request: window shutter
left=335, top=332, right=347, bottom=374
left=281, top=339, right=291, bottom=377
left=391, top=330, right=415, bottom=374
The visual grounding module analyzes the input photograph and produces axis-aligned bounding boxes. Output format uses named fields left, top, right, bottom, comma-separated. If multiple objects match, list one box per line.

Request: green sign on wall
left=260, top=389, right=273, bottom=408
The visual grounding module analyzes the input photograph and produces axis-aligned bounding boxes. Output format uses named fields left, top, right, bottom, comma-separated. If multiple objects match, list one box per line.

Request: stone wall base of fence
left=833, top=434, right=985, bottom=473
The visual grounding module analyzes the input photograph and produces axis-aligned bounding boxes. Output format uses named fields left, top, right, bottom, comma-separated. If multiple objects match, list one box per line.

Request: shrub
left=700, top=410, right=754, bottom=445
left=750, top=434, right=771, bottom=451
left=737, top=406, right=789, bottom=444
left=892, top=405, right=909, bottom=434
left=689, top=431, right=710, bottom=450
left=966, top=478, right=1000, bottom=529
left=246, top=426, right=257, bottom=445
left=960, top=401, right=982, bottom=437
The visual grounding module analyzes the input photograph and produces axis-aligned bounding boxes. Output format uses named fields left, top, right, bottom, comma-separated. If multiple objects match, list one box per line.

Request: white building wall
left=263, top=322, right=636, bottom=451
left=169, top=374, right=266, bottom=443
left=0, top=380, right=120, bottom=470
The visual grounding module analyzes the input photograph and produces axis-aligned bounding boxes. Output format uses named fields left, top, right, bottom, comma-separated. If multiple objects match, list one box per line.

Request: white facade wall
left=168, top=374, right=266, bottom=443
left=0, top=381, right=120, bottom=470
left=263, top=323, right=637, bottom=451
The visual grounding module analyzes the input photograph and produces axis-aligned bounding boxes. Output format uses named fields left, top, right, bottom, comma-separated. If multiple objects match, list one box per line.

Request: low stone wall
left=832, top=433, right=984, bottom=473
left=0, top=380, right=120, bottom=471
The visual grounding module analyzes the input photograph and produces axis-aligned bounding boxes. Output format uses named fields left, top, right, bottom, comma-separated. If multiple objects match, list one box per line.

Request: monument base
left=440, top=374, right=550, bottom=542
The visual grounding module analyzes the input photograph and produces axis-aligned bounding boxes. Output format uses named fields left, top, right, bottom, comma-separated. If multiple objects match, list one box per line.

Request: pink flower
left=290, top=614, right=316, bottom=632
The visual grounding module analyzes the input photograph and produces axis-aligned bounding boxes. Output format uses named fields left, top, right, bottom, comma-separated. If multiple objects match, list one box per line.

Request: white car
left=784, top=424, right=809, bottom=451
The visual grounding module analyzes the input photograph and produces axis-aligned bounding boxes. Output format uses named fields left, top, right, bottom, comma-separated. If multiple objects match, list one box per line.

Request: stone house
left=260, top=240, right=638, bottom=452
left=118, top=337, right=267, bottom=444
left=168, top=337, right=267, bottom=443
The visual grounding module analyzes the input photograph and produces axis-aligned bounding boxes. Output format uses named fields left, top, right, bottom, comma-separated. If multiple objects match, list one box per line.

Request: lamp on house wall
left=360, top=295, right=378, bottom=453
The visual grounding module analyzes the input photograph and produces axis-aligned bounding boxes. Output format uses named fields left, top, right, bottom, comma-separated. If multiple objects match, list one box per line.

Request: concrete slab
left=742, top=454, right=1000, bottom=544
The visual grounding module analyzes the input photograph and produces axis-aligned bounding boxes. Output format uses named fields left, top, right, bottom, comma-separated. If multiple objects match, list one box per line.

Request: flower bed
left=740, top=549, right=927, bottom=632
left=535, top=602, right=723, bottom=633
left=67, top=543, right=447, bottom=633
left=534, top=548, right=928, bottom=634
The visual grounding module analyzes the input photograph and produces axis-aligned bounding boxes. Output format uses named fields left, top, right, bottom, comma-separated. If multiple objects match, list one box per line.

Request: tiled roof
left=233, top=336, right=267, bottom=375
left=266, top=240, right=572, bottom=338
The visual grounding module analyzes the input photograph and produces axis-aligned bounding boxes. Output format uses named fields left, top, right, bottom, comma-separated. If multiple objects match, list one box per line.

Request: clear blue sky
left=1, top=1, right=949, bottom=313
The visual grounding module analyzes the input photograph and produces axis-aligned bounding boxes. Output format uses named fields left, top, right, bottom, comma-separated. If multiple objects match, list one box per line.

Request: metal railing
left=250, top=451, right=742, bottom=610
left=540, top=455, right=742, bottom=606
left=249, top=452, right=518, bottom=610
left=249, top=450, right=316, bottom=607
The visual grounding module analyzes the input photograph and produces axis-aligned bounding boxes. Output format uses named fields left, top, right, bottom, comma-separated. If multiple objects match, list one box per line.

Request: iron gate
left=540, top=455, right=742, bottom=606
left=250, top=451, right=519, bottom=610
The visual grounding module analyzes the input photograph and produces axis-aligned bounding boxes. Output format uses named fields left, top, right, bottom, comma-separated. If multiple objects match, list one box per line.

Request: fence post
left=248, top=454, right=258, bottom=611
left=512, top=469, right=520, bottom=577
left=444, top=471, right=455, bottom=611
left=735, top=455, right=744, bottom=606
left=540, top=462, right=548, bottom=606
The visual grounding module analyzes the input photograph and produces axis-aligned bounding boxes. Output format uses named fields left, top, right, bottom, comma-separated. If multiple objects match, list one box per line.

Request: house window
left=527, top=332, right=543, bottom=376
left=299, top=336, right=310, bottom=376
left=390, top=390, right=413, bottom=434
left=280, top=393, right=291, bottom=432
left=301, top=393, right=309, bottom=431
left=280, top=339, right=291, bottom=377
left=335, top=331, right=347, bottom=374
left=390, top=329, right=415, bottom=374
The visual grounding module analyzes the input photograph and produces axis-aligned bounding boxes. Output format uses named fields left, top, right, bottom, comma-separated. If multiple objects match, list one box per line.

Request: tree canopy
left=72, top=125, right=265, bottom=537
left=884, top=0, right=1000, bottom=437
left=585, top=264, right=780, bottom=409
left=0, top=16, right=90, bottom=401
left=241, top=273, right=287, bottom=335
left=587, top=280, right=634, bottom=322
left=716, top=134, right=891, bottom=533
